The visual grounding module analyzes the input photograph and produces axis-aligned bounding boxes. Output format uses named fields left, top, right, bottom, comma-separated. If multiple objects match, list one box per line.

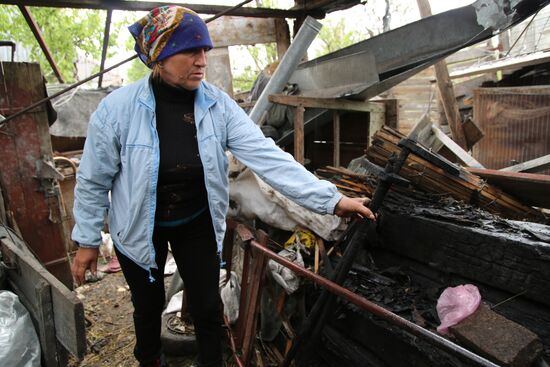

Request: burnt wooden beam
left=371, top=206, right=550, bottom=308
left=294, top=103, right=305, bottom=164
left=97, top=9, right=112, bottom=89
left=4, top=0, right=318, bottom=18
left=17, top=5, right=65, bottom=83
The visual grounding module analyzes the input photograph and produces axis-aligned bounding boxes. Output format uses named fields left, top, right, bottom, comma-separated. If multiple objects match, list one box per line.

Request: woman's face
left=159, top=48, right=208, bottom=90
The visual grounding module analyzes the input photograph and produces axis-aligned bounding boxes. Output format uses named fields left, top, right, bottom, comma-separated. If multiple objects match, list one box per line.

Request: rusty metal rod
left=18, top=5, right=65, bottom=83
left=204, top=0, right=253, bottom=23
left=97, top=9, right=113, bottom=89
left=1, top=0, right=252, bottom=125
left=248, top=239, right=499, bottom=367
left=223, top=315, right=245, bottom=367
left=1, top=54, right=138, bottom=124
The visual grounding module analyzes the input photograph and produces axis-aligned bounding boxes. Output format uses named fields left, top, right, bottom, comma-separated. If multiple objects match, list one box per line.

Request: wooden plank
left=208, top=16, right=278, bottom=48
left=241, top=231, right=269, bottom=366
left=294, top=104, right=305, bottom=165
left=333, top=111, right=340, bottom=167
left=450, top=51, right=550, bottom=79
left=206, top=47, right=234, bottom=97
left=431, top=125, right=484, bottom=168
left=467, top=167, right=550, bottom=208
left=462, top=117, right=485, bottom=150
left=368, top=109, right=384, bottom=147
left=0, top=228, right=86, bottom=359
left=500, top=154, right=550, bottom=173
left=269, top=94, right=385, bottom=113
left=35, top=279, right=62, bottom=367
left=366, top=127, right=543, bottom=220
left=382, top=99, right=398, bottom=129
left=445, top=46, right=493, bottom=65
left=2, top=0, right=306, bottom=18
left=417, top=0, right=467, bottom=150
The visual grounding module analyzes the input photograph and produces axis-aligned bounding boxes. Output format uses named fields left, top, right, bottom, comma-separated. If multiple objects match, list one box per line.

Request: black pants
left=115, top=209, right=222, bottom=366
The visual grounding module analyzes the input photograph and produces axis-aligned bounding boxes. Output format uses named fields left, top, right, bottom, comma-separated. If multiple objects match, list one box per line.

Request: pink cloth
left=436, top=284, right=481, bottom=334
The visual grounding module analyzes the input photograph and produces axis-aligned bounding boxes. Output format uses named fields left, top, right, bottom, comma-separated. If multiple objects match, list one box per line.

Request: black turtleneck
left=151, top=76, right=208, bottom=224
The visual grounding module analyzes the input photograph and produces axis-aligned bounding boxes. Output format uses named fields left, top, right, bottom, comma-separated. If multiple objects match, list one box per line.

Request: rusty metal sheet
left=0, top=62, right=73, bottom=288
left=472, top=87, right=550, bottom=175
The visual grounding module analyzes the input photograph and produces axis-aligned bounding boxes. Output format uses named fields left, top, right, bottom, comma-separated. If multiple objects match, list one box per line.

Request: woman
left=71, top=6, right=374, bottom=367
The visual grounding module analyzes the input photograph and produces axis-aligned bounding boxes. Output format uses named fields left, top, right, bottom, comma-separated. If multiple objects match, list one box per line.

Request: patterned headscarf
left=128, top=6, right=213, bottom=68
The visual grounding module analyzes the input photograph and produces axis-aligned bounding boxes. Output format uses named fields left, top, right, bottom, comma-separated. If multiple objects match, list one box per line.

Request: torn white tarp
left=268, top=245, right=304, bottom=294
left=228, top=155, right=345, bottom=241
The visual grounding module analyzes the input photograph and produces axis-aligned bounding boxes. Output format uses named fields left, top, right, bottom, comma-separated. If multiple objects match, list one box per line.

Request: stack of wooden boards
left=326, top=127, right=544, bottom=221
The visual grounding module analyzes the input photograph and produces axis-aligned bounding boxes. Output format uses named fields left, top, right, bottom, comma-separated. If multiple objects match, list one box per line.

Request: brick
left=449, top=303, right=543, bottom=366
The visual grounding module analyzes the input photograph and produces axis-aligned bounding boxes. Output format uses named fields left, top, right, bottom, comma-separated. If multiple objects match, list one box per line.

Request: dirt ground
left=68, top=268, right=197, bottom=367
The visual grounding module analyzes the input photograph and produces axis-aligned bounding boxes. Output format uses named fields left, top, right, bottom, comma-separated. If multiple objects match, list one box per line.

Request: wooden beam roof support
left=4, top=0, right=315, bottom=19
left=269, top=94, right=386, bottom=113
left=97, top=9, right=112, bottom=89
left=416, top=0, right=468, bottom=150
left=17, top=5, right=65, bottom=83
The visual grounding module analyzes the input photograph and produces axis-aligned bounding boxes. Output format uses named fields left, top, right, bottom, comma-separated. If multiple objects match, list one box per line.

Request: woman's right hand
left=71, top=247, right=99, bottom=286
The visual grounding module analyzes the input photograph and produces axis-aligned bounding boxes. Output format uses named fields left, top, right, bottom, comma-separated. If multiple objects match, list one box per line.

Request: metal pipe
left=248, top=16, right=322, bottom=124
left=247, top=239, right=499, bottom=367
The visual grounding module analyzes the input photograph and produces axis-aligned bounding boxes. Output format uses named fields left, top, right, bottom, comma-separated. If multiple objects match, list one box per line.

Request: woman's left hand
left=334, top=196, right=375, bottom=220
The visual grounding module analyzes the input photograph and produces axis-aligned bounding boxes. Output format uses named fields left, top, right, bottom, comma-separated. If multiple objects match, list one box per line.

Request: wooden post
left=294, top=104, right=305, bottom=164
left=274, top=18, right=290, bottom=61
left=241, top=231, right=269, bottom=366
left=333, top=110, right=340, bottom=167
left=368, top=107, right=386, bottom=148
left=416, top=0, right=468, bottom=150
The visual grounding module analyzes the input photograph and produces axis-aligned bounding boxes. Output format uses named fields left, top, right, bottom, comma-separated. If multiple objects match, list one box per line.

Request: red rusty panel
left=472, top=87, right=550, bottom=175
left=0, top=62, right=73, bottom=289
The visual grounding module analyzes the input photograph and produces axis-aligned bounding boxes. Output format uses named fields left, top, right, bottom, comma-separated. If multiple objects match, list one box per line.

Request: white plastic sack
left=0, top=291, right=41, bottom=367
left=436, top=284, right=481, bottom=334
left=268, top=246, right=304, bottom=294
left=220, top=270, right=240, bottom=324
left=99, top=231, right=114, bottom=259
left=164, top=290, right=184, bottom=315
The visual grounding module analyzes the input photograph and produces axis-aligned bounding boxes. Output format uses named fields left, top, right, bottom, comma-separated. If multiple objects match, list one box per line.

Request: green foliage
left=127, top=58, right=150, bottom=83
left=232, top=43, right=278, bottom=94
left=314, top=18, right=362, bottom=58
left=0, top=5, right=121, bottom=83
left=233, top=65, right=259, bottom=94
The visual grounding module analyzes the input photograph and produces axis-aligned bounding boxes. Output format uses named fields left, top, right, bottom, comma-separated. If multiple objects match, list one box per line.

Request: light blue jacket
left=72, top=77, right=342, bottom=273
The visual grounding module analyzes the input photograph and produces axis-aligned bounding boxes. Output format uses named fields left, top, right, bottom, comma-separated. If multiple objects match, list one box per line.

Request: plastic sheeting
left=0, top=291, right=41, bottom=367
left=228, top=155, right=345, bottom=241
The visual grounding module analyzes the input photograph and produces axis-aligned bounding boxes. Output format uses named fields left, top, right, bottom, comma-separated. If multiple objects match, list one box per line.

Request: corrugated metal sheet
left=472, top=87, right=550, bottom=174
